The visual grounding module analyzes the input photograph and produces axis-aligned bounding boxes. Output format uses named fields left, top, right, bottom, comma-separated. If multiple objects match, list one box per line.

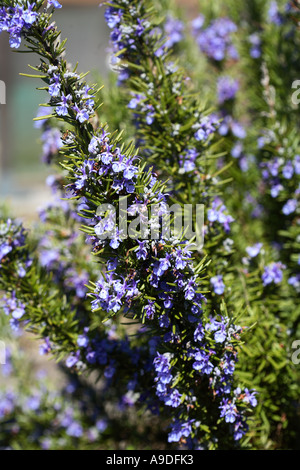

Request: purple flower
left=210, top=275, right=225, bottom=295
left=66, top=355, right=79, bottom=368
left=246, top=243, right=263, bottom=258
left=194, top=114, right=219, bottom=141
left=73, top=104, right=90, bottom=123
left=164, top=15, right=184, bottom=49
left=249, top=33, right=261, bottom=58
left=217, top=76, right=239, bottom=104
left=39, top=337, right=51, bottom=356
left=104, top=7, right=123, bottom=29
left=135, top=240, right=148, bottom=260
left=168, top=419, right=195, bottom=443
left=288, top=275, right=300, bottom=290
left=193, top=349, right=214, bottom=375
left=0, top=3, right=39, bottom=49
left=66, top=422, right=83, bottom=438
left=96, top=419, right=108, bottom=432
left=48, top=74, right=61, bottom=97
left=191, top=15, right=205, bottom=32
left=282, top=161, right=294, bottom=179
left=219, top=398, right=238, bottom=423
left=268, top=1, right=283, bottom=25
left=144, top=300, right=155, bottom=320
left=231, top=142, right=244, bottom=159
left=0, top=243, right=12, bottom=261
left=41, top=128, right=62, bottom=164
left=77, top=330, right=89, bottom=348
left=214, top=323, right=227, bottom=343
left=164, top=389, right=182, bottom=408
left=194, top=323, right=205, bottom=342
left=282, top=199, right=297, bottom=215
left=243, top=388, right=257, bottom=407
left=270, top=183, right=283, bottom=198
left=233, top=419, right=248, bottom=441
left=193, top=17, right=238, bottom=62
left=294, top=155, right=300, bottom=175
left=262, top=262, right=286, bottom=286
left=56, top=93, right=72, bottom=116
left=179, top=148, right=198, bottom=173
left=48, top=1, right=62, bottom=9
left=128, top=94, right=143, bottom=110
left=207, top=198, right=234, bottom=232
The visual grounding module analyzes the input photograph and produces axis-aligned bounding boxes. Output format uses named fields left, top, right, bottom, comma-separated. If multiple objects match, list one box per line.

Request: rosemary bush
left=0, top=0, right=299, bottom=450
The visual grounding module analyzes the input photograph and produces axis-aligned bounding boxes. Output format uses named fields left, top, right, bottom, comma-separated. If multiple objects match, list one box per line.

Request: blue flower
left=219, top=398, right=238, bottom=423
left=168, top=419, right=195, bottom=443
left=268, top=1, right=283, bottom=25
left=164, top=15, right=184, bottom=49
left=47, top=0, right=62, bottom=9
left=66, top=422, right=83, bottom=438
left=249, top=33, right=261, bottom=58
left=49, top=74, right=61, bottom=97
left=210, top=275, right=225, bottom=295
left=56, top=93, right=72, bottom=116
left=282, top=199, right=297, bottom=215
left=0, top=243, right=12, bottom=261
left=73, top=104, right=90, bottom=123
left=243, top=388, right=258, bottom=407
left=193, top=17, right=238, bottom=62
left=194, top=114, right=218, bottom=141
left=164, top=389, right=182, bottom=408
left=282, top=161, right=294, bottom=179
left=262, top=262, right=286, bottom=286
left=217, top=76, right=239, bottom=104
left=246, top=243, right=263, bottom=258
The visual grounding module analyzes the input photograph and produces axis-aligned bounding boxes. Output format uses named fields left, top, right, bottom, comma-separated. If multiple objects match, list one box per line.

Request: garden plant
left=0, top=0, right=299, bottom=450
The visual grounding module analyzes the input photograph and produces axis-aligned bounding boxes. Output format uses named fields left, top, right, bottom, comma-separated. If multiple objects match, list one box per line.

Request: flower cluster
left=104, top=5, right=149, bottom=72
left=207, top=198, right=235, bottom=233
left=248, top=33, right=261, bottom=59
left=0, top=0, right=258, bottom=448
left=210, top=275, right=225, bottom=295
left=194, top=114, right=219, bottom=142
left=268, top=1, right=284, bottom=25
left=262, top=262, right=286, bottom=286
left=47, top=67, right=96, bottom=124
left=0, top=1, right=39, bottom=48
left=261, top=154, right=300, bottom=215
left=0, top=218, right=31, bottom=276
left=191, top=17, right=239, bottom=62
left=34, top=109, right=63, bottom=164
left=163, top=15, right=184, bottom=49
left=1, top=291, right=26, bottom=331
left=217, top=76, right=240, bottom=104
left=0, top=367, right=114, bottom=450
left=153, top=353, right=182, bottom=408
left=128, top=93, right=155, bottom=125
left=179, top=148, right=199, bottom=174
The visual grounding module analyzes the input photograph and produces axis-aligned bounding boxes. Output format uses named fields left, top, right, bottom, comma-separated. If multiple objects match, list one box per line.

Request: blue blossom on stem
left=210, top=275, right=225, bottom=295
left=262, top=262, right=286, bottom=286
